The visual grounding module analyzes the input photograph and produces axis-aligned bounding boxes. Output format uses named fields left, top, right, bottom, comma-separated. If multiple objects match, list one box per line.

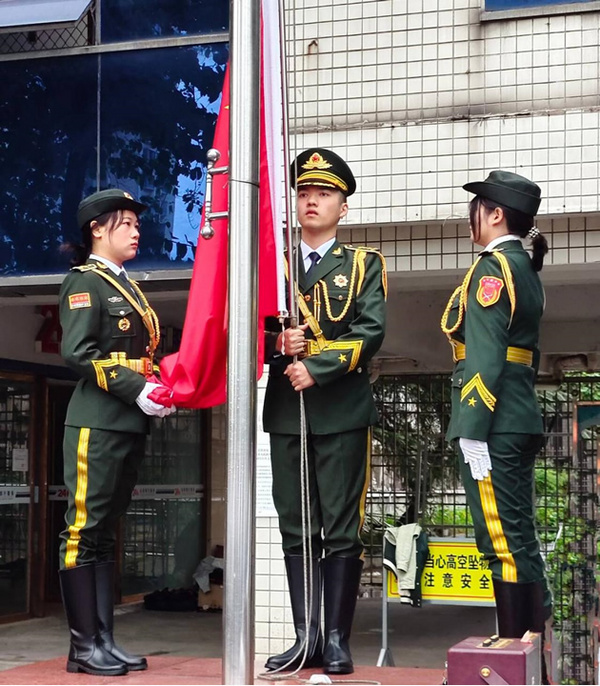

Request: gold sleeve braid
left=491, top=252, right=516, bottom=327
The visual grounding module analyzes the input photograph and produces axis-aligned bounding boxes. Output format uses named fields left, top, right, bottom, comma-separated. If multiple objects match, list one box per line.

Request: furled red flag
left=157, top=66, right=231, bottom=408
left=157, top=0, right=286, bottom=408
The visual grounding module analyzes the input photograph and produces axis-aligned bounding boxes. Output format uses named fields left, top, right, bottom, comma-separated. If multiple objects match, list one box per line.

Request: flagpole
left=224, top=0, right=260, bottom=682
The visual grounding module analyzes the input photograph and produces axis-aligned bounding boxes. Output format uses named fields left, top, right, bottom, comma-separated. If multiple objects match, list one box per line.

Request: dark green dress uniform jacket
left=59, top=259, right=153, bottom=434
left=443, top=240, right=544, bottom=442
left=263, top=240, right=387, bottom=435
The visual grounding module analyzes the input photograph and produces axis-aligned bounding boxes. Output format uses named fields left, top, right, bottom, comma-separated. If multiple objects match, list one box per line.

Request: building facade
left=1, top=0, right=599, bottom=678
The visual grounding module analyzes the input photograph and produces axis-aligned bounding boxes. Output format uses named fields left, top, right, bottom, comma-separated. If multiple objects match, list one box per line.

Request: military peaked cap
left=291, top=148, right=356, bottom=197
left=77, top=189, right=148, bottom=230
left=463, top=170, right=541, bottom=217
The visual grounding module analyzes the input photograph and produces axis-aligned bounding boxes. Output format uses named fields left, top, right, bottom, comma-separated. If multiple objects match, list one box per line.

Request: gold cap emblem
left=302, top=152, right=332, bottom=171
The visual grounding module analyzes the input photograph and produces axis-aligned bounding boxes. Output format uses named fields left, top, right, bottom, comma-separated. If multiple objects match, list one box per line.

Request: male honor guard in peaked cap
left=292, top=147, right=357, bottom=196
left=263, top=148, right=387, bottom=674
left=57, top=188, right=174, bottom=677
left=441, top=170, right=552, bottom=660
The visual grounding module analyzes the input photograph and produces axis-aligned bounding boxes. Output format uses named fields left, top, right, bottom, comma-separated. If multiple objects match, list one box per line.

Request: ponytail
left=60, top=224, right=93, bottom=267
left=527, top=227, right=548, bottom=272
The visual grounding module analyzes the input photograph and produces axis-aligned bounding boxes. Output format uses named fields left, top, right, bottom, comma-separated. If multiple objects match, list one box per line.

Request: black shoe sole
left=66, top=660, right=128, bottom=676
left=323, top=664, right=354, bottom=674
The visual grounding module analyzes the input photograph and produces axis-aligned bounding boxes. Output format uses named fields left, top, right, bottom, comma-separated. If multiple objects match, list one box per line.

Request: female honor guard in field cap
left=441, top=171, right=552, bottom=649
left=58, top=189, right=175, bottom=676
left=263, top=149, right=387, bottom=674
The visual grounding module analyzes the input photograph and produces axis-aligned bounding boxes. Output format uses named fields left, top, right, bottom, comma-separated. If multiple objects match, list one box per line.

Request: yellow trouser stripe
left=358, top=428, right=372, bottom=561
left=451, top=341, right=533, bottom=367
left=65, top=428, right=90, bottom=569
left=478, top=476, right=517, bottom=582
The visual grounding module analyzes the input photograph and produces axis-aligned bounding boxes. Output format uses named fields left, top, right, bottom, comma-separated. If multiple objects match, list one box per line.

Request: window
left=0, top=44, right=228, bottom=276
left=483, top=0, right=600, bottom=18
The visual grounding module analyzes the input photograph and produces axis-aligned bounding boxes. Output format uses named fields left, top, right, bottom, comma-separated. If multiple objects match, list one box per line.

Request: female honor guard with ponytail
left=441, top=171, right=552, bottom=646
left=58, top=189, right=175, bottom=676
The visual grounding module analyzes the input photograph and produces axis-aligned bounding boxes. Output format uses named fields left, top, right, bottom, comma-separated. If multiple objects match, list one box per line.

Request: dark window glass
left=486, top=0, right=593, bottom=8
left=101, top=0, right=228, bottom=43
left=0, top=43, right=228, bottom=276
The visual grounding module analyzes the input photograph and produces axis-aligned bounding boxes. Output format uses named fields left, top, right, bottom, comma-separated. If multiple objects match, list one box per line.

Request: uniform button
left=357, top=367, right=362, bottom=373
left=304, top=295, right=311, bottom=302
left=338, top=295, right=343, bottom=300
left=458, top=378, right=463, bottom=387
left=119, top=310, right=125, bottom=315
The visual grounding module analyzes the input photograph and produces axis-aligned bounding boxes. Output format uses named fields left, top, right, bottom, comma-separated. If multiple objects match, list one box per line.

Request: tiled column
left=254, top=370, right=295, bottom=663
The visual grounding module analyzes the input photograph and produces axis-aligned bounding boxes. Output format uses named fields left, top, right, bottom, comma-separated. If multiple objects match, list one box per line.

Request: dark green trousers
left=59, top=426, right=146, bottom=569
left=458, top=433, right=552, bottom=609
left=270, top=428, right=370, bottom=558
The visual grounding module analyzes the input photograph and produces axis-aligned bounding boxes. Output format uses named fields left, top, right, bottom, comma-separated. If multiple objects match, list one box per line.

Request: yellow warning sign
left=387, top=538, right=495, bottom=606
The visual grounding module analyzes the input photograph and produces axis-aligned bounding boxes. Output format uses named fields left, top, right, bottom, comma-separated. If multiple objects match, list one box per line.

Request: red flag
left=158, top=28, right=284, bottom=408
left=158, top=66, right=231, bottom=408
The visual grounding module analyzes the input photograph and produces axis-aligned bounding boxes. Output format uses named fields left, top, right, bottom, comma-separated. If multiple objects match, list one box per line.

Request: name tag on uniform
left=68, top=292, right=92, bottom=309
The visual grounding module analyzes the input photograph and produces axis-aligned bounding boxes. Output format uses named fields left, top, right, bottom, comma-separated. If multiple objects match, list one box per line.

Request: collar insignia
left=332, top=247, right=342, bottom=255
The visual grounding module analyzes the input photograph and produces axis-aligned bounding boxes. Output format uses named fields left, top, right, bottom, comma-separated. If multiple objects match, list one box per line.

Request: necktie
left=306, top=251, right=320, bottom=274
left=117, top=270, right=141, bottom=304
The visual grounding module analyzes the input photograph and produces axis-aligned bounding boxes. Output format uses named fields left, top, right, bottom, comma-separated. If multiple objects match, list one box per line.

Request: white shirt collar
left=483, top=234, right=522, bottom=252
left=300, top=237, right=336, bottom=261
left=89, top=253, right=124, bottom=276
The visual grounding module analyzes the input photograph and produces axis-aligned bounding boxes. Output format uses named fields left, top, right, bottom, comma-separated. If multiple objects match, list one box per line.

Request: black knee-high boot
left=95, top=561, right=148, bottom=671
left=493, top=579, right=543, bottom=639
left=322, top=556, right=363, bottom=675
left=59, top=564, right=127, bottom=676
left=265, top=556, right=323, bottom=671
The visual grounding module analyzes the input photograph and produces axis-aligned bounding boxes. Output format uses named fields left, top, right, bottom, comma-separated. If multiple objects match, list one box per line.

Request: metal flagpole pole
left=223, top=0, right=260, bottom=683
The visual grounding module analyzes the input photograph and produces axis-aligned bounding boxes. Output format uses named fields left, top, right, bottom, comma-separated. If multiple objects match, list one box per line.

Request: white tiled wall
left=255, top=518, right=295, bottom=662
left=285, top=0, right=600, bottom=236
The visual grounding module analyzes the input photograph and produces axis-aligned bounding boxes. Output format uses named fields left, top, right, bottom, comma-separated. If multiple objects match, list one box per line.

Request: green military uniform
left=263, top=148, right=386, bottom=676
left=263, top=239, right=387, bottom=557
left=442, top=239, right=545, bottom=580
left=441, top=170, right=551, bottom=644
left=57, top=189, right=162, bottom=677
left=59, top=258, right=160, bottom=569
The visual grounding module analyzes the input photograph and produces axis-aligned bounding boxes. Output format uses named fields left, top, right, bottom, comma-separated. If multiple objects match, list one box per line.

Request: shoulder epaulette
left=344, top=244, right=382, bottom=255
left=343, top=245, right=387, bottom=299
left=71, top=263, right=98, bottom=272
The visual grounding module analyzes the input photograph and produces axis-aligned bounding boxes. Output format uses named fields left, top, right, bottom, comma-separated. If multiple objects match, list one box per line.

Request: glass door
left=0, top=375, right=33, bottom=620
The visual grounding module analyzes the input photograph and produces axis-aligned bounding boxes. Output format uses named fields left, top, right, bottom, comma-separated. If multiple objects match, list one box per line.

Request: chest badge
left=476, top=276, right=504, bottom=307
left=333, top=274, right=349, bottom=288
left=118, top=317, right=131, bottom=332
left=108, top=296, right=123, bottom=303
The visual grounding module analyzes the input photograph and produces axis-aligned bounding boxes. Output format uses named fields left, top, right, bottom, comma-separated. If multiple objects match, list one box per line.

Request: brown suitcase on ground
left=446, top=634, right=541, bottom=685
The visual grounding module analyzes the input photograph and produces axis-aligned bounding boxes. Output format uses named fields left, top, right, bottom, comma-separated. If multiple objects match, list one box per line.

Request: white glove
left=459, top=437, right=492, bottom=481
left=135, top=383, right=176, bottom=418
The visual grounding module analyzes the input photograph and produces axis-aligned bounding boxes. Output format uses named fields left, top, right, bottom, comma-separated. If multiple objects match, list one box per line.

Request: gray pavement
left=0, top=598, right=496, bottom=674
